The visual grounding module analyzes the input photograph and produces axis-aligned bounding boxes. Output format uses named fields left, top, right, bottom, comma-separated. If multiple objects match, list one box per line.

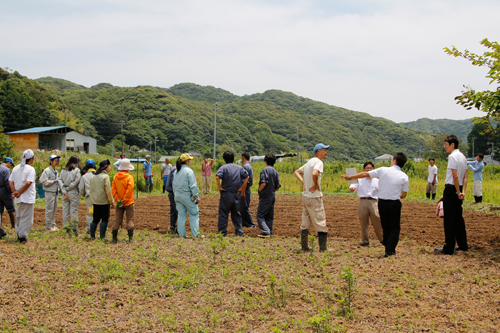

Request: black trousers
left=92, top=204, right=110, bottom=225
left=240, top=188, right=255, bottom=228
left=218, top=191, right=243, bottom=236
left=168, top=191, right=178, bottom=230
left=378, top=199, right=402, bottom=255
left=442, top=184, right=468, bottom=254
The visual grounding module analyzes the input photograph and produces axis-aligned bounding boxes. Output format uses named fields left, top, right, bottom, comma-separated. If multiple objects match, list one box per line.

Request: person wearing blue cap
left=79, top=159, right=96, bottom=234
left=39, top=155, right=61, bottom=231
left=0, top=157, right=16, bottom=234
left=143, top=155, right=154, bottom=193
left=294, top=143, right=330, bottom=252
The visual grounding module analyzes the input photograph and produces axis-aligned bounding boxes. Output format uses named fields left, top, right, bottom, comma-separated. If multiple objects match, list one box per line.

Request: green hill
left=1, top=71, right=427, bottom=160
left=400, top=118, right=474, bottom=143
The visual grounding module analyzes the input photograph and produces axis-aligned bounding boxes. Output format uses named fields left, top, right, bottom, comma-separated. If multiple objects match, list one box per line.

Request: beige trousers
left=113, top=204, right=135, bottom=230
left=202, top=176, right=211, bottom=193
left=358, top=199, right=383, bottom=243
left=425, top=182, right=438, bottom=194
left=301, top=197, right=328, bottom=233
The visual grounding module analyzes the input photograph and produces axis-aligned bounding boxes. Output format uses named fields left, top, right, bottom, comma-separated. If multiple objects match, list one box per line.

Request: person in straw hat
left=111, top=158, right=135, bottom=243
left=172, top=153, right=202, bottom=238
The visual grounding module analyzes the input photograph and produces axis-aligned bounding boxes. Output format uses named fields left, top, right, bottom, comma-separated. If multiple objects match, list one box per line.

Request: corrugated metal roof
left=7, top=126, right=70, bottom=134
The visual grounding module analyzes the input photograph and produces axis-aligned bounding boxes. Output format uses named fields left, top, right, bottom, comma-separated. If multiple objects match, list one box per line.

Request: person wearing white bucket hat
left=8, top=149, right=36, bottom=243
left=111, top=158, right=135, bottom=243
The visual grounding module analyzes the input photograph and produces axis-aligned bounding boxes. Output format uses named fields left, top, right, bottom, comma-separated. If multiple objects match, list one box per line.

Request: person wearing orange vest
left=111, top=158, right=135, bottom=243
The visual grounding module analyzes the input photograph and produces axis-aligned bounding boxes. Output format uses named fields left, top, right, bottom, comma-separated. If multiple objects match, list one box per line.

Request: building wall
left=65, top=131, right=97, bottom=154
left=39, top=134, right=66, bottom=151
left=9, top=133, right=39, bottom=152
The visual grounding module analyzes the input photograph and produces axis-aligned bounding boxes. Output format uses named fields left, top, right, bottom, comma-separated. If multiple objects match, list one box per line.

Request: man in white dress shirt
left=435, top=135, right=468, bottom=255
left=342, top=152, right=409, bottom=257
left=349, top=161, right=383, bottom=246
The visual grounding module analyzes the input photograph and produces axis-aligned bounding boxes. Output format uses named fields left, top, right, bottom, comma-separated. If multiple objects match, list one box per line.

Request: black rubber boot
left=8, top=211, right=16, bottom=228
left=112, top=230, right=118, bottom=244
left=474, top=196, right=479, bottom=203
left=128, top=229, right=134, bottom=243
left=89, top=222, right=98, bottom=239
left=100, top=222, right=108, bottom=240
left=318, top=232, right=328, bottom=252
left=301, top=229, right=310, bottom=252
left=432, top=193, right=436, bottom=200
left=426, top=193, right=430, bottom=199
left=479, top=196, right=483, bottom=203
left=149, top=185, right=154, bottom=193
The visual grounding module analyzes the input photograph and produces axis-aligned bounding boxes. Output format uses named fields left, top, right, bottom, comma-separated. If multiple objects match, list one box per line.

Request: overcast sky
left=2, top=0, right=499, bottom=122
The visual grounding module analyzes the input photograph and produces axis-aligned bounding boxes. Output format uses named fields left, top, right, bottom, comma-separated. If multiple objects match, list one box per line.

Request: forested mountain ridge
left=400, top=118, right=474, bottom=143
left=1, top=70, right=426, bottom=160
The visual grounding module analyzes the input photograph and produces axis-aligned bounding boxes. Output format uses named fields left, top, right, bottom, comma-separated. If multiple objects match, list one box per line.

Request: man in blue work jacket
left=216, top=150, right=249, bottom=236
left=467, top=153, right=484, bottom=203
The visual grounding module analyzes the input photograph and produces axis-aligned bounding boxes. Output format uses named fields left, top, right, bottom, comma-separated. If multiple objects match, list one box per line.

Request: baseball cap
left=313, top=143, right=330, bottom=153
left=146, top=155, right=151, bottom=158
left=3, top=157, right=14, bottom=166
left=85, top=159, right=95, bottom=167
left=179, top=153, right=194, bottom=162
left=49, top=155, right=61, bottom=161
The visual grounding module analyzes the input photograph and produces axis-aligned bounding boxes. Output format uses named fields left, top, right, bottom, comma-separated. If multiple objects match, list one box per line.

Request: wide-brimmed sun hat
left=118, top=158, right=135, bottom=171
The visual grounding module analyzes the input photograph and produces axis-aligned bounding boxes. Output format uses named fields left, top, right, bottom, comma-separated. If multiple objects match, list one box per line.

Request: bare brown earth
left=24, top=193, right=500, bottom=250
left=1, top=194, right=500, bottom=332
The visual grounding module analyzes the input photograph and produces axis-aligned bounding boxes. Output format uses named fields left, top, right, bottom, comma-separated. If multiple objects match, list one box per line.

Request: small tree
left=444, top=39, right=500, bottom=134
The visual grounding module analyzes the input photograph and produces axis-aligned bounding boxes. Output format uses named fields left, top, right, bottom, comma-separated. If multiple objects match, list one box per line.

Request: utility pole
left=119, top=120, right=125, bottom=156
left=149, top=141, right=152, bottom=156
left=154, top=136, right=157, bottom=163
left=213, top=102, right=218, bottom=161
left=296, top=126, right=299, bottom=164
left=112, top=142, right=114, bottom=157
left=487, top=142, right=495, bottom=159
left=472, top=137, right=477, bottom=157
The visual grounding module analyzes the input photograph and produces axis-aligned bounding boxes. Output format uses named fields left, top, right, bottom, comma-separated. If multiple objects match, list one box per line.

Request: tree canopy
left=444, top=38, right=500, bottom=134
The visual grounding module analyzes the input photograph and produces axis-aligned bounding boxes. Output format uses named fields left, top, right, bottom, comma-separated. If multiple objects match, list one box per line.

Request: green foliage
left=0, top=70, right=62, bottom=131
left=444, top=38, right=500, bottom=133
left=336, top=264, right=356, bottom=319
left=401, top=118, right=474, bottom=143
left=466, top=121, right=500, bottom=157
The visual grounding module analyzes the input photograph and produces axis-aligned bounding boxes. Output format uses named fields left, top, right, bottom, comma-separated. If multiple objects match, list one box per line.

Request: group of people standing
left=0, top=151, right=136, bottom=244
left=0, top=135, right=480, bottom=258
left=164, top=151, right=281, bottom=239
left=343, top=134, right=474, bottom=257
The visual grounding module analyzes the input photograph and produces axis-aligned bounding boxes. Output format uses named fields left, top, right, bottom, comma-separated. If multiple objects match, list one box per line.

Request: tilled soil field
left=23, top=193, right=500, bottom=251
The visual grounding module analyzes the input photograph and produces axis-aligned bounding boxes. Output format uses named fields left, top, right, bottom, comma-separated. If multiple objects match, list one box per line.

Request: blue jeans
left=163, top=175, right=169, bottom=193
